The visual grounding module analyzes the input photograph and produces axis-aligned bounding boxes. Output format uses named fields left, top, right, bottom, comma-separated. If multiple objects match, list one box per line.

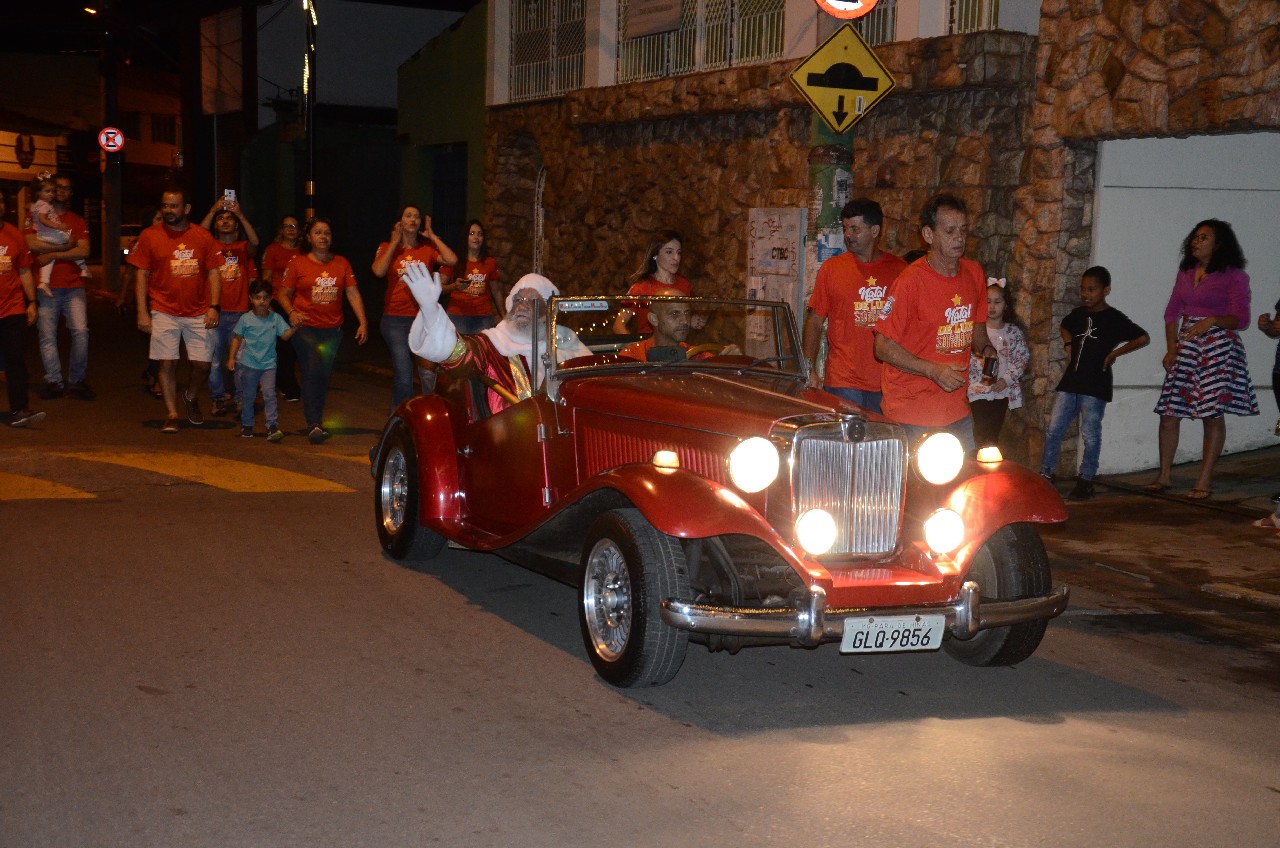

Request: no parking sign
left=98, top=127, right=125, bottom=153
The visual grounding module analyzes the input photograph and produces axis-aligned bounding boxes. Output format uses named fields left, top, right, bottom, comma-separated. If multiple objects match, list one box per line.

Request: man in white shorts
left=128, top=187, right=224, bottom=433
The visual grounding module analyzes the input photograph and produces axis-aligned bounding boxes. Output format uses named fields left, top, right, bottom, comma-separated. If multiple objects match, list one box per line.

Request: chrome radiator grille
left=792, top=432, right=904, bottom=556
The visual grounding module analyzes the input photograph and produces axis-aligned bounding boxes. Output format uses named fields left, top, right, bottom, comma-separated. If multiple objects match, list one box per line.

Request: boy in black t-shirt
left=1040, top=266, right=1150, bottom=500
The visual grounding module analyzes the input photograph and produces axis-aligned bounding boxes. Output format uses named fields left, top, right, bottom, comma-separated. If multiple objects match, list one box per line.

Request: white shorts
left=150, top=311, right=213, bottom=362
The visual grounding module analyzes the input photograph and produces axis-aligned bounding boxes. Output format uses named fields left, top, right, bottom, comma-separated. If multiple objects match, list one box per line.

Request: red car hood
left=560, top=371, right=860, bottom=437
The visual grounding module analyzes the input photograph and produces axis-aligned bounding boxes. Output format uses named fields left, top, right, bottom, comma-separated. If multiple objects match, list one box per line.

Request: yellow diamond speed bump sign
left=789, top=23, right=895, bottom=135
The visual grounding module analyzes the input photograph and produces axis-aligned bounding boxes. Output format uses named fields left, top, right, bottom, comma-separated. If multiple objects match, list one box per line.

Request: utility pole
left=100, top=0, right=122, bottom=292
left=303, top=0, right=318, bottom=221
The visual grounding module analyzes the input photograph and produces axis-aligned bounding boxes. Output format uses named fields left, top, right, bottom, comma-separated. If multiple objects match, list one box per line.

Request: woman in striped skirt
left=1147, top=219, right=1257, bottom=499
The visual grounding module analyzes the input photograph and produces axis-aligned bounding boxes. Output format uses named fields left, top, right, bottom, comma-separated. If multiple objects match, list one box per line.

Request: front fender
left=395, top=395, right=464, bottom=523
left=581, top=465, right=785, bottom=544
left=942, top=461, right=1067, bottom=569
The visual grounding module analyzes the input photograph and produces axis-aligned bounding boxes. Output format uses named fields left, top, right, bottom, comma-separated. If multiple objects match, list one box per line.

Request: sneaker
left=162, top=414, right=181, bottom=434
left=183, top=393, right=204, bottom=425
left=213, top=397, right=231, bottom=416
left=307, top=424, right=329, bottom=444
left=39, top=382, right=64, bottom=400
left=9, top=409, right=46, bottom=428
left=240, top=425, right=255, bottom=438
left=1066, top=478, right=1095, bottom=501
left=65, top=381, right=96, bottom=400
left=1039, top=471, right=1055, bottom=483
left=266, top=426, right=285, bottom=443
left=283, top=392, right=301, bottom=403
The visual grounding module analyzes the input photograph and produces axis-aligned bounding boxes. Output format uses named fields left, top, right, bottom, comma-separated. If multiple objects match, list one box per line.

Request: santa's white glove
left=404, top=261, right=460, bottom=362
left=402, top=261, right=442, bottom=313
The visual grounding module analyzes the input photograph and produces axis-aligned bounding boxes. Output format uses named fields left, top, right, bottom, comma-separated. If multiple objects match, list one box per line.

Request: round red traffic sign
left=98, top=127, right=125, bottom=153
left=814, top=0, right=878, bottom=19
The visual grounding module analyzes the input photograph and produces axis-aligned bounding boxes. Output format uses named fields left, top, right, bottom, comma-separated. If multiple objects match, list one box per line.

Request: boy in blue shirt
left=228, top=279, right=296, bottom=440
left=1040, top=266, right=1150, bottom=500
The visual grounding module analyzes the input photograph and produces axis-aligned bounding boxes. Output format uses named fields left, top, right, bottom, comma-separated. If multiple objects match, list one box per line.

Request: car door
left=455, top=395, right=558, bottom=536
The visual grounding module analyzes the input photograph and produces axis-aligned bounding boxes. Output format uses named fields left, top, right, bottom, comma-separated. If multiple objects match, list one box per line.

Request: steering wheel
left=685, top=343, right=722, bottom=359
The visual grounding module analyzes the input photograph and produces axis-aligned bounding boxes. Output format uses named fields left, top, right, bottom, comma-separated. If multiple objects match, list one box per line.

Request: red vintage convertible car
left=372, top=295, right=1068, bottom=687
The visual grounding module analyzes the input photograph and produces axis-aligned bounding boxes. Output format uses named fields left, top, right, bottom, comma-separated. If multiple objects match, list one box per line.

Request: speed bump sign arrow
left=789, top=23, right=895, bottom=134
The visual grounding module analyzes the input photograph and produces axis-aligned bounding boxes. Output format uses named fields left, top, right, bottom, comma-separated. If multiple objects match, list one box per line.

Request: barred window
left=510, top=0, right=586, bottom=102
left=618, top=0, right=784, bottom=84
left=948, top=0, right=999, bottom=34
left=853, top=0, right=897, bottom=46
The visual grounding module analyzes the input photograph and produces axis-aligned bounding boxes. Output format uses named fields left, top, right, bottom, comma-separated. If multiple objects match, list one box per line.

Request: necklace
left=925, top=255, right=958, bottom=276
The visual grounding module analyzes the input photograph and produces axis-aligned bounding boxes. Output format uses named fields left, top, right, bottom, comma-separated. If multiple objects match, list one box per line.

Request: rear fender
left=395, top=395, right=464, bottom=524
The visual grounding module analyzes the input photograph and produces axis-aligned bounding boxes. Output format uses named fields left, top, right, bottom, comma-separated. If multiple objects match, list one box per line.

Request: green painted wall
left=397, top=4, right=488, bottom=236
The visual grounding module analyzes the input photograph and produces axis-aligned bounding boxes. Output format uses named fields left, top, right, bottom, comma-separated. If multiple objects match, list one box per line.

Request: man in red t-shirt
left=874, top=193, right=995, bottom=450
left=803, top=198, right=908, bottom=415
left=129, top=187, right=224, bottom=433
left=25, top=173, right=92, bottom=400
left=1, top=193, right=46, bottom=427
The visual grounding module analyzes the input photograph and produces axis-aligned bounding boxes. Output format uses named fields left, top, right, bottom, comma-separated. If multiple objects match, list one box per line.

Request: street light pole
left=100, top=0, right=123, bottom=293
left=303, top=0, right=318, bottom=222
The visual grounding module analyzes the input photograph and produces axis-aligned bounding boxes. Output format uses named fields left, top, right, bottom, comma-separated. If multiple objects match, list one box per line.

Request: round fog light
left=795, top=509, right=837, bottom=555
left=923, top=509, right=965, bottom=555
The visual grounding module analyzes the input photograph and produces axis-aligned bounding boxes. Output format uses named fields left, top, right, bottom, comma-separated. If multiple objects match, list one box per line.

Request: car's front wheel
left=374, top=420, right=446, bottom=565
left=579, top=509, right=690, bottom=687
left=944, top=522, right=1053, bottom=667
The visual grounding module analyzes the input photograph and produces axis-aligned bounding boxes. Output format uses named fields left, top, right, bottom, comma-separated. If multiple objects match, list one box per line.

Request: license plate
left=840, top=614, right=945, bottom=653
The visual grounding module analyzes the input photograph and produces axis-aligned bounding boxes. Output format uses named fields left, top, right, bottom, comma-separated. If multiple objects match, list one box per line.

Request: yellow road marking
left=0, top=471, right=96, bottom=501
left=51, top=451, right=354, bottom=493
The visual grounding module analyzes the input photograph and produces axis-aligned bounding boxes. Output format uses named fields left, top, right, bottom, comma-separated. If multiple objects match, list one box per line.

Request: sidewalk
left=1042, top=443, right=1280, bottom=612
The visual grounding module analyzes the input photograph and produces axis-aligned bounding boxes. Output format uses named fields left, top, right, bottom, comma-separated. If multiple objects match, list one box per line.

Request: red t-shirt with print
left=127, top=222, right=224, bottom=318
left=282, top=253, right=359, bottom=329
left=374, top=242, right=443, bottom=318
left=446, top=257, right=500, bottom=317
left=0, top=223, right=34, bottom=319
left=875, top=257, right=986, bottom=427
left=215, top=240, right=257, bottom=312
left=808, top=251, right=908, bottom=392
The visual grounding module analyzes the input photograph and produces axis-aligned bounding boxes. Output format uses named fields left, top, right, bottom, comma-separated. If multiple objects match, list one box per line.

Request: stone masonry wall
left=483, top=5, right=1279, bottom=466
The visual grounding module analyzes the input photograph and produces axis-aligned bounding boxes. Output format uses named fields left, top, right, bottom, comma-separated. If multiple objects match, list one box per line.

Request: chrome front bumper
left=660, top=582, right=1070, bottom=647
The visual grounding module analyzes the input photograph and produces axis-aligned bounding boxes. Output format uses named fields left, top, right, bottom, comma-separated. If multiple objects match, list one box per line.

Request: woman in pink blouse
left=1148, top=219, right=1257, bottom=499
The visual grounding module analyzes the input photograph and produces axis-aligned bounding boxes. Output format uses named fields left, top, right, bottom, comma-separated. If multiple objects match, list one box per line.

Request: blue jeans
left=448, top=313, right=496, bottom=335
left=1041, top=392, right=1107, bottom=480
left=381, top=314, right=438, bottom=410
left=208, top=310, right=245, bottom=401
left=37, top=288, right=88, bottom=385
left=238, top=366, right=279, bottom=429
left=902, top=415, right=976, bottom=454
left=292, top=326, right=342, bottom=428
left=823, top=385, right=882, bottom=415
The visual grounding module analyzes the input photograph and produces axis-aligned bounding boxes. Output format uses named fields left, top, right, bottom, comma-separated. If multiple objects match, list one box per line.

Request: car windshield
left=549, top=295, right=805, bottom=378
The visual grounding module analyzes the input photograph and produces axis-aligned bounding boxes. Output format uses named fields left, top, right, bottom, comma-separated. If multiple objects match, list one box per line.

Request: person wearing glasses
left=402, top=263, right=589, bottom=414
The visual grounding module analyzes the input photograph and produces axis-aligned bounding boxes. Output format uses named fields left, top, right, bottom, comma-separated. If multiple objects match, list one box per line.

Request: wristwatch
left=210, top=304, right=221, bottom=312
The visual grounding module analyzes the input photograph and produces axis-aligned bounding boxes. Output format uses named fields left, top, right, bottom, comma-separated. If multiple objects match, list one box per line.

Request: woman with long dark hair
left=372, top=204, right=456, bottom=409
left=1147, top=219, right=1257, bottom=498
left=443, top=219, right=502, bottom=333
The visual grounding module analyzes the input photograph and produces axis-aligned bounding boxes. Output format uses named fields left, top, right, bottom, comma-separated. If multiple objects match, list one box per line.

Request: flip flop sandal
left=1142, top=482, right=1171, bottom=493
left=1186, top=488, right=1212, bottom=500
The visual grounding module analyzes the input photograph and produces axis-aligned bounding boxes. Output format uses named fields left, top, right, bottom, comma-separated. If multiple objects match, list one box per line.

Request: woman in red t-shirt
left=371, top=204, right=457, bottom=409
left=443, top=219, right=502, bottom=334
left=279, top=217, right=369, bottom=443
left=261, top=215, right=304, bottom=400
left=198, top=200, right=260, bottom=414
left=614, top=229, right=692, bottom=334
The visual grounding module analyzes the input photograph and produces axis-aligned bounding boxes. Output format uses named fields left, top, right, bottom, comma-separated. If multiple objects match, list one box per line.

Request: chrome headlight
left=728, top=436, right=779, bottom=493
left=923, top=509, right=965, bottom=555
left=915, top=432, right=964, bottom=485
left=795, top=508, right=837, bottom=556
